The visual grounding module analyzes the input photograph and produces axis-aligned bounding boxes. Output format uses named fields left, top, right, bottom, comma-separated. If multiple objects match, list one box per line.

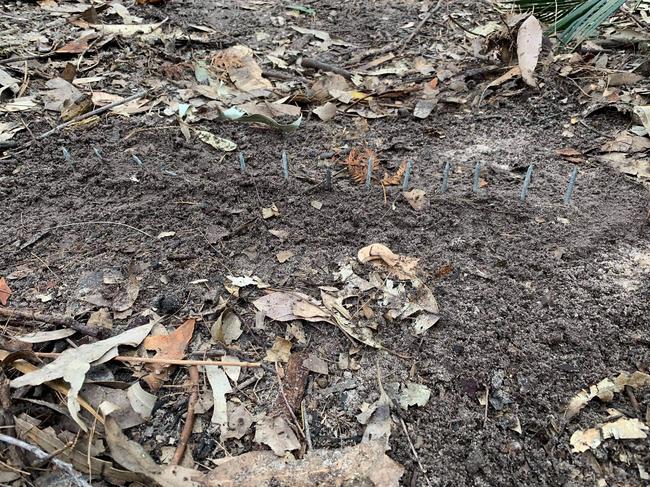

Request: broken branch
left=301, top=58, right=352, bottom=80
left=171, top=365, right=199, bottom=465
left=0, top=307, right=99, bottom=338
left=38, top=89, right=151, bottom=140
left=0, top=434, right=91, bottom=487
left=33, top=352, right=264, bottom=369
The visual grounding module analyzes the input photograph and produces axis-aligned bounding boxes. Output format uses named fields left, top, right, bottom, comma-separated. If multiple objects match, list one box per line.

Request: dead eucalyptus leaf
left=517, top=15, right=542, bottom=88
left=10, top=323, right=154, bottom=431
left=210, top=309, right=242, bottom=345
left=254, top=415, right=301, bottom=456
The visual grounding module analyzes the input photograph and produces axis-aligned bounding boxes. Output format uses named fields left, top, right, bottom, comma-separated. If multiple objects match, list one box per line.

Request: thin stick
left=483, top=387, right=490, bottom=428
left=398, top=417, right=431, bottom=486
left=0, top=307, right=99, bottom=338
left=33, top=352, right=263, bottom=369
left=47, top=221, right=155, bottom=239
left=398, top=0, right=443, bottom=53
left=38, top=90, right=150, bottom=140
left=0, top=53, right=53, bottom=65
left=171, top=365, right=199, bottom=465
left=274, top=363, right=305, bottom=441
left=0, top=434, right=91, bottom=487
left=301, top=58, right=352, bottom=79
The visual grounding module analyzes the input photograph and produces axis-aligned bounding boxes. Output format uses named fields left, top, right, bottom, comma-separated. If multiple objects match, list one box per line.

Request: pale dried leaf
left=517, top=16, right=542, bottom=88
left=16, top=328, right=76, bottom=343
left=570, top=417, right=649, bottom=453
left=205, top=441, right=403, bottom=486
left=127, top=382, right=156, bottom=419
left=265, top=337, right=292, bottom=363
left=254, top=415, right=301, bottom=456
left=10, top=323, right=154, bottom=430
left=205, top=366, right=232, bottom=429
left=211, top=309, right=242, bottom=345
left=398, top=382, right=431, bottom=409
left=403, top=189, right=427, bottom=210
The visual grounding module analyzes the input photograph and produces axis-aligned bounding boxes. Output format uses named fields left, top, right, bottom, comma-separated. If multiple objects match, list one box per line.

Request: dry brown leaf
left=143, top=318, right=196, bottom=390
left=210, top=309, right=242, bottom=345
left=403, top=189, right=427, bottom=210
left=276, top=250, right=294, bottom=263
left=211, top=45, right=272, bottom=93
left=357, top=243, right=419, bottom=280
left=265, top=337, right=292, bottom=363
left=344, top=148, right=378, bottom=184
left=0, top=277, right=12, bottom=305
left=253, top=292, right=334, bottom=324
left=382, top=160, right=407, bottom=186
left=15, top=416, right=143, bottom=484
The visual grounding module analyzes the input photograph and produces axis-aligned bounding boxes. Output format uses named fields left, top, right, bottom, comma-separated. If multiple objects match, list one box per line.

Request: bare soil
left=1, top=0, right=649, bottom=486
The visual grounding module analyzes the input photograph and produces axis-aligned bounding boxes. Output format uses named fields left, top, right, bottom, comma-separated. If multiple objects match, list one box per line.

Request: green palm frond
left=500, top=0, right=628, bottom=45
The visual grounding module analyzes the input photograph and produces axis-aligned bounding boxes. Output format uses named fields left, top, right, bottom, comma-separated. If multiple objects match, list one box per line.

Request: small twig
left=47, top=221, right=155, bottom=239
left=0, top=434, right=91, bottom=487
left=171, top=365, right=199, bottom=465
left=483, top=387, right=490, bottom=428
left=398, top=417, right=431, bottom=487
left=274, top=363, right=305, bottom=441
left=301, top=58, right=352, bottom=80
left=34, top=352, right=264, bottom=369
left=0, top=308, right=99, bottom=338
left=448, top=14, right=485, bottom=38
left=301, top=399, right=312, bottom=450
left=398, top=0, right=443, bottom=53
left=625, top=386, right=641, bottom=415
left=0, top=53, right=53, bottom=65
left=38, top=90, right=150, bottom=140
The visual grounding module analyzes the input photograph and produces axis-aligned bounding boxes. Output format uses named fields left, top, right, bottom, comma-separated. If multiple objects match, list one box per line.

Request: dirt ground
left=1, top=0, right=650, bottom=486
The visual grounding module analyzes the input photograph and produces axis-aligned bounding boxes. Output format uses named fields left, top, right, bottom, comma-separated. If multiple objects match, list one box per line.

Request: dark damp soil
left=1, top=0, right=649, bottom=486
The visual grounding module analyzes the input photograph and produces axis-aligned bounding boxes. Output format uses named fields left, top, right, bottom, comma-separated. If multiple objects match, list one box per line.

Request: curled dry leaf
left=195, top=130, right=237, bottom=152
left=262, top=204, right=280, bottom=219
left=565, top=371, right=650, bottom=420
left=127, top=382, right=156, bottom=420
left=276, top=250, right=294, bottom=263
left=313, top=102, right=337, bottom=121
left=253, top=291, right=333, bottom=324
left=302, top=353, right=328, bottom=375
left=358, top=243, right=419, bottom=280
left=570, top=417, right=649, bottom=453
left=357, top=386, right=393, bottom=451
left=142, top=318, right=196, bottom=390
left=16, top=328, right=76, bottom=343
left=211, top=45, right=272, bottom=93
left=210, top=309, right=242, bottom=345
left=382, top=160, right=407, bottom=186
left=221, top=402, right=253, bottom=441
